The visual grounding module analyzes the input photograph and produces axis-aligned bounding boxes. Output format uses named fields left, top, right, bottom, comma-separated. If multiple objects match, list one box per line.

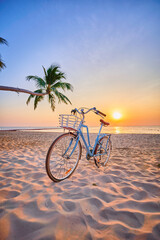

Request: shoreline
left=0, top=130, right=160, bottom=135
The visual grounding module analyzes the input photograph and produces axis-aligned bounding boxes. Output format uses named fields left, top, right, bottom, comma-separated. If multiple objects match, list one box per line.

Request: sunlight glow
left=113, top=112, right=122, bottom=120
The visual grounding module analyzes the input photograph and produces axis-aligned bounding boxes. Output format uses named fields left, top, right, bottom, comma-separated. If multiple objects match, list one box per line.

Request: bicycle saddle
left=100, top=119, right=110, bottom=126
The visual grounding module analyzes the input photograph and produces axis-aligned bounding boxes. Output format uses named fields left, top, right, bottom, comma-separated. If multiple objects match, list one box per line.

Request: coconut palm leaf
left=48, top=93, right=55, bottom=111
left=33, top=89, right=44, bottom=109
left=26, top=89, right=44, bottom=106
left=45, top=65, right=55, bottom=84
left=34, top=95, right=44, bottom=110
left=0, top=60, right=6, bottom=69
left=51, top=88, right=71, bottom=104
left=42, top=66, right=47, bottom=79
left=47, top=65, right=65, bottom=85
left=52, top=81, right=73, bottom=91
left=51, top=88, right=62, bottom=103
left=0, top=37, right=8, bottom=71
left=26, top=94, right=34, bottom=105
left=0, top=37, right=8, bottom=45
left=58, top=92, right=72, bottom=104
left=26, top=75, right=46, bottom=88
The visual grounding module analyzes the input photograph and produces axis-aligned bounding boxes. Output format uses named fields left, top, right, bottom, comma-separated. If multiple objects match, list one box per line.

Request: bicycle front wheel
left=46, top=132, right=82, bottom=182
left=94, top=136, right=111, bottom=167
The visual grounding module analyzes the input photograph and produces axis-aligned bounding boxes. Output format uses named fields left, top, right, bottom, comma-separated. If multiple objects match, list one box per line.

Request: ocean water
left=0, top=126, right=160, bottom=134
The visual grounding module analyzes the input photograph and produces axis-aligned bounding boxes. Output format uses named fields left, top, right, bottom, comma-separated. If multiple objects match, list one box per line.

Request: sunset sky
left=0, top=0, right=160, bottom=127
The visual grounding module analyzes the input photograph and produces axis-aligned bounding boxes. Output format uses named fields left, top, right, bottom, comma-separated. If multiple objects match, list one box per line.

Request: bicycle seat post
left=98, top=122, right=103, bottom=135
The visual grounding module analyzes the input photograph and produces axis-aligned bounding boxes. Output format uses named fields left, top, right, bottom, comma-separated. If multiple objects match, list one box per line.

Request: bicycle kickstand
left=94, top=157, right=100, bottom=168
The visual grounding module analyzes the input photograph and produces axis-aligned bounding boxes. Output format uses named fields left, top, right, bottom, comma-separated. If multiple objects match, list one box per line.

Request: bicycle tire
left=46, top=132, right=82, bottom=182
left=94, top=136, right=111, bottom=167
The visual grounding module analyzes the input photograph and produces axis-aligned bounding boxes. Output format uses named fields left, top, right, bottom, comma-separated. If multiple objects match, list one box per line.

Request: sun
left=113, top=112, right=122, bottom=120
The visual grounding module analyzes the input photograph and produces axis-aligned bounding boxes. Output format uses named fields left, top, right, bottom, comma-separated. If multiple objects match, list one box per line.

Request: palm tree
left=26, top=65, right=73, bottom=111
left=0, top=37, right=8, bottom=71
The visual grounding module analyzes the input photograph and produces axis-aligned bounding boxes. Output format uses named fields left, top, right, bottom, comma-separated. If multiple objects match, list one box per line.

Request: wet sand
left=0, top=131, right=160, bottom=240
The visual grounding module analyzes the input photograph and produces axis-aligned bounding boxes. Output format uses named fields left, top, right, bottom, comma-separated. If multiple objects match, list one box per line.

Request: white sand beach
left=0, top=131, right=160, bottom=240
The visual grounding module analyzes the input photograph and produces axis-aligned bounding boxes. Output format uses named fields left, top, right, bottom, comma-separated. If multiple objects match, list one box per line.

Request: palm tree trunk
left=0, top=86, right=47, bottom=96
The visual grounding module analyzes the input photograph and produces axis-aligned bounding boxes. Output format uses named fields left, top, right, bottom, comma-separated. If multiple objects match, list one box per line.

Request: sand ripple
left=0, top=132, right=160, bottom=239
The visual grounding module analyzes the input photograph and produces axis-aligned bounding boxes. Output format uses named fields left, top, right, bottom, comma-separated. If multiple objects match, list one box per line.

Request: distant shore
left=0, top=127, right=61, bottom=131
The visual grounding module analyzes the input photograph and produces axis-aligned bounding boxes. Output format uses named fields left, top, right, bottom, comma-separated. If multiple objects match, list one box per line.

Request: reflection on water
left=115, top=127, right=120, bottom=134
left=78, top=126, right=160, bottom=134
left=105, top=126, right=160, bottom=134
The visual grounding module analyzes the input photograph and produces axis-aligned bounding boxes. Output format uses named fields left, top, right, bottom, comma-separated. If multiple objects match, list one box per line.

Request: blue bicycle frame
left=67, top=118, right=111, bottom=159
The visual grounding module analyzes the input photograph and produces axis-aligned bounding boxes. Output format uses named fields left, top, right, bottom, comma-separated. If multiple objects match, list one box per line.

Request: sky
left=0, top=0, right=160, bottom=127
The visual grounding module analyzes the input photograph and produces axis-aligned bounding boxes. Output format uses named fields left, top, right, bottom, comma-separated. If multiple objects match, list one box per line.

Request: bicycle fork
left=62, top=134, right=80, bottom=159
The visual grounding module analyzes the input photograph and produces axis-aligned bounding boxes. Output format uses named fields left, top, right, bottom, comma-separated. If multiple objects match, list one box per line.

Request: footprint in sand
left=62, top=201, right=76, bottom=212
left=99, top=207, right=144, bottom=228
left=0, top=190, right=20, bottom=200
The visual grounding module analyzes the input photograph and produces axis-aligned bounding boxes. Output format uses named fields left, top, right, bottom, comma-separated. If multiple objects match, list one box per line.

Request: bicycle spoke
left=46, top=133, right=81, bottom=181
left=94, top=136, right=111, bottom=167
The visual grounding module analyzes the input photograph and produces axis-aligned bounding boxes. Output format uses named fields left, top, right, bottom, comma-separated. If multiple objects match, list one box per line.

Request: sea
left=0, top=126, right=160, bottom=134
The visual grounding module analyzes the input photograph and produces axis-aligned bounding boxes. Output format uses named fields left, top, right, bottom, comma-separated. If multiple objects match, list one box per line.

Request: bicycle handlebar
left=96, top=110, right=106, bottom=117
left=71, top=107, right=106, bottom=118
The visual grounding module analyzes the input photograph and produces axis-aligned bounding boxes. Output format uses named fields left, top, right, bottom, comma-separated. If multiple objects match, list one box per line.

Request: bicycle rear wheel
left=94, top=136, right=111, bottom=167
left=46, top=132, right=82, bottom=182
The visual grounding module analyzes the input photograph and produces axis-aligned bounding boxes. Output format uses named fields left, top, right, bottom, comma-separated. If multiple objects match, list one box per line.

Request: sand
left=0, top=131, right=160, bottom=240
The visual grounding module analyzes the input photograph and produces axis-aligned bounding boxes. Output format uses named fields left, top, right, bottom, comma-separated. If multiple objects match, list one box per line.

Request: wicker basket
left=59, top=114, right=82, bottom=131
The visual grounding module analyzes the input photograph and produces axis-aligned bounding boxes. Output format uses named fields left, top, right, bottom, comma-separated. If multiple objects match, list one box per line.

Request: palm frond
left=0, top=60, right=6, bottom=70
left=42, top=66, right=47, bottom=82
left=26, top=75, right=46, bottom=88
left=48, top=93, right=55, bottom=111
left=52, top=81, right=73, bottom=91
left=50, top=88, right=61, bottom=103
left=0, top=38, right=8, bottom=70
left=0, top=37, right=8, bottom=45
left=46, top=65, right=58, bottom=84
left=34, top=95, right=44, bottom=110
left=46, top=65, right=66, bottom=85
left=26, top=94, right=34, bottom=105
left=51, top=88, right=71, bottom=104
left=42, top=66, right=47, bottom=76
left=33, top=89, right=44, bottom=109
left=58, top=92, right=72, bottom=104
left=53, top=73, right=66, bottom=84
left=26, top=89, right=44, bottom=108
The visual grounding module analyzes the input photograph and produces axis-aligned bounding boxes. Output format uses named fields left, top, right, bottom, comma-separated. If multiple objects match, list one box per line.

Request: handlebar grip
left=71, top=109, right=77, bottom=114
left=97, top=110, right=106, bottom=117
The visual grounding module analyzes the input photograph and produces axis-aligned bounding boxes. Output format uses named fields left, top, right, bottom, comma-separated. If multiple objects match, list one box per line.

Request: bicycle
left=46, top=107, right=112, bottom=182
